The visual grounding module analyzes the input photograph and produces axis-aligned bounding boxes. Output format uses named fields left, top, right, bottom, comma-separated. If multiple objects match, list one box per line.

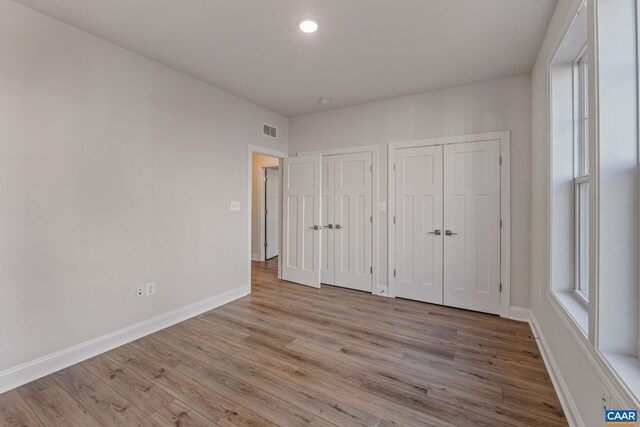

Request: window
left=574, top=47, right=589, bottom=301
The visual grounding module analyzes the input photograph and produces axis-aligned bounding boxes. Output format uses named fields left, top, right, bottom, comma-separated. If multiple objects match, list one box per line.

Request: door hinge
left=393, top=216, right=396, bottom=224
left=499, top=283, right=502, bottom=292
left=499, top=156, right=503, bottom=166
left=500, top=219, right=502, bottom=229
left=264, top=242, right=268, bottom=248
left=370, top=216, right=373, bottom=223
left=265, top=176, right=268, bottom=182
left=393, top=269, right=396, bottom=277
left=265, top=209, right=268, bottom=215
left=370, top=165, right=373, bottom=173
left=370, top=266, right=373, bottom=274
left=393, top=163, right=396, bottom=172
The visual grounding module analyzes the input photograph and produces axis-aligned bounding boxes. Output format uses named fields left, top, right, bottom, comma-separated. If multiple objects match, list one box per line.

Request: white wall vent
left=262, top=123, right=277, bottom=139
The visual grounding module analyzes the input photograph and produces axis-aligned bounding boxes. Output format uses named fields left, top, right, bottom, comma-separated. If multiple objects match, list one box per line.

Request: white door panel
left=282, top=155, right=322, bottom=288
left=395, top=146, right=444, bottom=304
left=443, top=140, right=501, bottom=314
left=334, top=152, right=372, bottom=292
left=265, top=167, right=279, bottom=259
left=320, top=156, right=335, bottom=285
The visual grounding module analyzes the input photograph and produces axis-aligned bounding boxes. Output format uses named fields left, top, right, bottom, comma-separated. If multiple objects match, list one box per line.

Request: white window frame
left=574, top=45, right=590, bottom=304
left=637, top=0, right=640, bottom=360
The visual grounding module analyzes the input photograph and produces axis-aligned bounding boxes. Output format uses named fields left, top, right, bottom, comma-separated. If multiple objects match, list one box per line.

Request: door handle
left=428, top=229, right=442, bottom=235
left=309, top=225, right=322, bottom=230
left=324, top=224, right=334, bottom=229
left=445, top=230, right=458, bottom=236
left=335, top=224, right=343, bottom=230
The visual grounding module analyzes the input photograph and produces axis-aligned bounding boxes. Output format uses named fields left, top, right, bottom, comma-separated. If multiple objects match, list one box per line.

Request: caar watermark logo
left=605, top=409, right=637, bottom=425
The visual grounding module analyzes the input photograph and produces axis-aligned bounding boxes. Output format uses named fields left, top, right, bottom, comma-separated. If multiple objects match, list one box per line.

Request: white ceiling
left=13, top=0, right=557, bottom=117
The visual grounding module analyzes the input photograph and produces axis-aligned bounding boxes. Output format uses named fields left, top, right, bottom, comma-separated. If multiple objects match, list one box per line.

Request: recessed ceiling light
left=298, top=18, right=319, bottom=33
left=319, top=98, right=332, bottom=105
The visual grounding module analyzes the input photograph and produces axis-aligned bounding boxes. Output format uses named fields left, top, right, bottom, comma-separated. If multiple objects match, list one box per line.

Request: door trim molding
left=297, top=145, right=381, bottom=296
left=247, top=145, right=288, bottom=289
left=387, top=131, right=511, bottom=317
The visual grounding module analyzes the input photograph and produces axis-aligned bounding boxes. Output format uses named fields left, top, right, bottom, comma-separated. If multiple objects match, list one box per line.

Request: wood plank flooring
left=1, top=258, right=567, bottom=426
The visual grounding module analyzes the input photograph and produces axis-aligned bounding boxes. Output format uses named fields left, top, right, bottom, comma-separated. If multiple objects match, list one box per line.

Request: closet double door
left=395, top=140, right=501, bottom=314
left=321, top=152, right=373, bottom=292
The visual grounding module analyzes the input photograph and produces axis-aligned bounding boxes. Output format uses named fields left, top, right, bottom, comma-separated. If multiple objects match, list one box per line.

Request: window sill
left=602, top=353, right=640, bottom=407
left=551, top=290, right=589, bottom=335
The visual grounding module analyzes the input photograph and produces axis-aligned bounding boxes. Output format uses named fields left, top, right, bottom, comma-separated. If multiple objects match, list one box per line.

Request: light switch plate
left=230, top=201, right=240, bottom=211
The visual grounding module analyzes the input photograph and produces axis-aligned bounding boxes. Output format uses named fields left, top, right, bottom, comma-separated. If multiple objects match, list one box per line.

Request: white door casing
left=282, top=155, right=322, bottom=288
left=265, top=167, right=279, bottom=260
left=321, top=156, right=335, bottom=285
left=334, top=152, right=373, bottom=292
left=394, top=146, right=444, bottom=304
left=443, top=140, right=501, bottom=314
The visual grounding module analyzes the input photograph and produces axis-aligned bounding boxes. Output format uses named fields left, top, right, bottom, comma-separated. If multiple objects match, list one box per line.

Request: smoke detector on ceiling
left=319, top=98, right=332, bottom=105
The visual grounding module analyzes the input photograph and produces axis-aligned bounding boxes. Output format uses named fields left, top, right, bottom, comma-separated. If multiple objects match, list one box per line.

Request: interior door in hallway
left=395, top=146, right=444, bottom=304
left=265, top=167, right=279, bottom=260
left=443, top=140, right=501, bottom=314
left=281, top=155, right=322, bottom=288
left=333, top=152, right=373, bottom=292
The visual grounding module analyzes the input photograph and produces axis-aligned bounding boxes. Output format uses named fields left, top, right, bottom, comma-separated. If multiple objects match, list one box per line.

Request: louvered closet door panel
left=395, top=146, right=444, bottom=304
left=443, top=140, right=501, bottom=314
left=320, top=156, right=335, bottom=285
left=333, top=152, right=372, bottom=292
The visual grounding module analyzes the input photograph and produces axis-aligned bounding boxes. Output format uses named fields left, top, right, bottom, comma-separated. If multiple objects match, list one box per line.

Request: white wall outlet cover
left=379, top=202, right=386, bottom=212
left=136, top=284, right=145, bottom=298
left=230, top=201, right=241, bottom=211
left=145, top=282, right=156, bottom=296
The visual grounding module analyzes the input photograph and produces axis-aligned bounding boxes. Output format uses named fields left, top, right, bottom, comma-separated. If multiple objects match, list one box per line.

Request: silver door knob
left=325, top=224, right=334, bottom=229
left=309, top=225, right=322, bottom=230
left=335, top=224, right=343, bottom=230
left=428, top=229, right=442, bottom=235
left=445, top=230, right=458, bottom=236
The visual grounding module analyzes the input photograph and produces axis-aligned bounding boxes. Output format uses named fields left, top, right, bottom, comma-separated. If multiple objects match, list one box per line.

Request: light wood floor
left=1, top=258, right=566, bottom=426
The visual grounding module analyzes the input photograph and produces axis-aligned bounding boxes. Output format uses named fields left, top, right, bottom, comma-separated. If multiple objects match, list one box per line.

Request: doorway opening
left=247, top=146, right=287, bottom=292
left=251, top=153, right=279, bottom=262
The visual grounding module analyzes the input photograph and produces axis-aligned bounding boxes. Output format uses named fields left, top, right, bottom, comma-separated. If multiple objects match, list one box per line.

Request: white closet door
left=320, top=156, right=335, bottom=285
left=334, top=152, right=372, bottom=292
left=265, top=167, right=279, bottom=260
left=395, top=146, right=444, bottom=304
left=443, top=140, right=501, bottom=314
left=282, top=155, right=322, bottom=288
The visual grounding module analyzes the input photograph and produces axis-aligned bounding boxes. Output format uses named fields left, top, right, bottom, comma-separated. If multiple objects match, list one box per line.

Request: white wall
left=251, top=153, right=279, bottom=259
left=290, top=74, right=532, bottom=309
left=0, top=0, right=288, bottom=373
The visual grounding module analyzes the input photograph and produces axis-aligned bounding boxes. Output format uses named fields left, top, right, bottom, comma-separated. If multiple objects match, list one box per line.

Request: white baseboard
left=0, top=285, right=249, bottom=394
left=251, top=253, right=260, bottom=261
left=529, top=313, right=584, bottom=427
left=507, top=306, right=531, bottom=322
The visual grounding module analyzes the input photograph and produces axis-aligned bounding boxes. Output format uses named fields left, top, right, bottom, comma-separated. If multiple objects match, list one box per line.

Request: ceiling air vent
left=262, top=123, right=277, bottom=139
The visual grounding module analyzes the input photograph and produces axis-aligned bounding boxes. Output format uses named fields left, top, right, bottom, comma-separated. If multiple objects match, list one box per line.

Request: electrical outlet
left=136, top=284, right=145, bottom=298
left=230, top=201, right=240, bottom=211
left=145, top=282, right=156, bottom=296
